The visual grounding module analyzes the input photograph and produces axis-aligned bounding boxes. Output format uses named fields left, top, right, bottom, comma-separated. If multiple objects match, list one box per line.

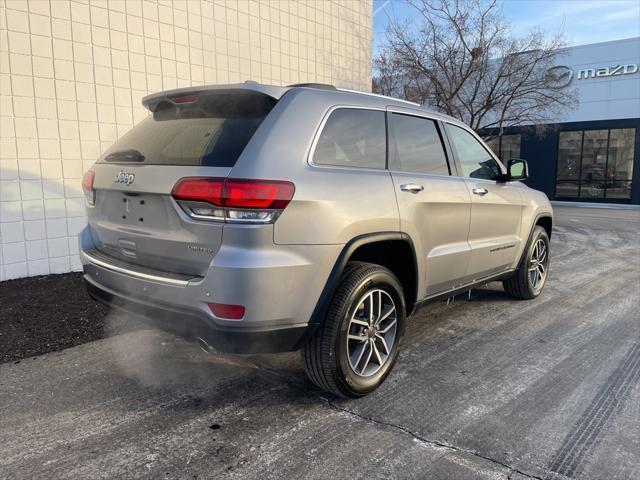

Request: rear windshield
left=98, top=91, right=277, bottom=167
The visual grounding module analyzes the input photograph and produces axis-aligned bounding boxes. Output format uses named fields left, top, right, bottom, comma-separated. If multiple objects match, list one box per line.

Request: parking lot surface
left=1, top=206, right=639, bottom=479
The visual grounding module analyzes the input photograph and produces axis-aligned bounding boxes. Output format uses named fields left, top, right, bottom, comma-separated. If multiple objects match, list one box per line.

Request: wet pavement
left=1, top=206, right=639, bottom=479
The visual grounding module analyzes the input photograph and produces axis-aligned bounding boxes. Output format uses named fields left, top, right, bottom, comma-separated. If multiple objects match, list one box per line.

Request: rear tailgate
left=85, top=89, right=279, bottom=277
left=88, top=164, right=230, bottom=277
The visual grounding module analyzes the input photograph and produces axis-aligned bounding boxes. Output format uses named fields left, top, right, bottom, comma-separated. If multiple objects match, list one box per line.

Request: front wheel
left=302, top=262, right=406, bottom=398
left=503, top=226, right=550, bottom=299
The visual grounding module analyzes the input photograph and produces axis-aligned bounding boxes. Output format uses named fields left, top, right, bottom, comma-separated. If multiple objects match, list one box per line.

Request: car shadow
left=466, top=286, right=515, bottom=303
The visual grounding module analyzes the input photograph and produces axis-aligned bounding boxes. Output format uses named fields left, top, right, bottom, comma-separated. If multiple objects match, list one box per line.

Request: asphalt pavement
left=1, top=206, right=639, bottom=479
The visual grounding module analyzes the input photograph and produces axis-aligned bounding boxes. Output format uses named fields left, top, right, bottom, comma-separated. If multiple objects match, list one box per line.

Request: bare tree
left=372, top=52, right=402, bottom=97
left=374, top=0, right=577, bottom=136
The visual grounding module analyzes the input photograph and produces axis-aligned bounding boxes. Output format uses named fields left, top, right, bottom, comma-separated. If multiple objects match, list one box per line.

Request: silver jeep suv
left=80, top=82, right=552, bottom=398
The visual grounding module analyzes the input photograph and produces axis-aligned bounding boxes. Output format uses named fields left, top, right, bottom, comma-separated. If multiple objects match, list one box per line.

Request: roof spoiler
left=141, top=83, right=288, bottom=112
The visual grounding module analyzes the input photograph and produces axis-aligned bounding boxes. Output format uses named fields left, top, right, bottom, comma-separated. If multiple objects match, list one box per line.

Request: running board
left=410, top=269, right=514, bottom=315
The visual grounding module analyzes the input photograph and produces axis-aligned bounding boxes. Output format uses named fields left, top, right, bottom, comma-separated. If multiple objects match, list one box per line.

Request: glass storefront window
left=501, top=135, right=521, bottom=161
left=483, top=134, right=521, bottom=161
left=581, top=130, right=608, bottom=182
left=557, top=131, right=582, bottom=180
left=555, top=128, right=635, bottom=200
left=555, top=181, right=580, bottom=198
left=608, top=129, right=635, bottom=180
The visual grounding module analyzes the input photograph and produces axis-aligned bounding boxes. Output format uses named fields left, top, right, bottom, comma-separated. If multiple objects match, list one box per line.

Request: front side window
left=390, top=113, right=449, bottom=175
left=313, top=108, right=386, bottom=169
left=447, top=124, right=502, bottom=180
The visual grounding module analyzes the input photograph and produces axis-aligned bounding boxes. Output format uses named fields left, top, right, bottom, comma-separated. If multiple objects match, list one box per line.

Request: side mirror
left=507, top=158, right=528, bottom=181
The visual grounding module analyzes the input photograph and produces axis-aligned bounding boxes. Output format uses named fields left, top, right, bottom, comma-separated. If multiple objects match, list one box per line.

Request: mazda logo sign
left=544, top=65, right=573, bottom=88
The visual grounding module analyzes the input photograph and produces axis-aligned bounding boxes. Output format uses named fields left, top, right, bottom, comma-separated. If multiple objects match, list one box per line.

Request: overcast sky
left=373, top=0, right=640, bottom=53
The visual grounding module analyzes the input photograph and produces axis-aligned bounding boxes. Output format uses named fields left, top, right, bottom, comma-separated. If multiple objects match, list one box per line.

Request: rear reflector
left=208, top=303, right=245, bottom=320
left=171, top=177, right=294, bottom=223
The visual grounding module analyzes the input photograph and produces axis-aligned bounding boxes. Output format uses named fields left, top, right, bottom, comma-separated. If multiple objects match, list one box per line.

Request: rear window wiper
left=104, top=149, right=145, bottom=163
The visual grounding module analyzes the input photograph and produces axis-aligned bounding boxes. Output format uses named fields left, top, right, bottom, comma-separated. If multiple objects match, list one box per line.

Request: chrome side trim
left=81, top=250, right=193, bottom=287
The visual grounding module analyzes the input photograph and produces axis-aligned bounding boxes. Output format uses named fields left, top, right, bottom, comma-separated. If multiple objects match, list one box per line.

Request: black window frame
left=309, top=106, right=388, bottom=170
left=387, top=111, right=453, bottom=176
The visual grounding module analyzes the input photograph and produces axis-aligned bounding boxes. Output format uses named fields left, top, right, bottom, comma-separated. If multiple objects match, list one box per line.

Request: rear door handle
left=400, top=183, right=424, bottom=193
left=472, top=188, right=488, bottom=196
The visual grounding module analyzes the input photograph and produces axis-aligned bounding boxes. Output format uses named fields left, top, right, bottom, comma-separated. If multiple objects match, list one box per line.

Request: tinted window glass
left=581, top=130, right=609, bottom=181
left=313, top=109, right=386, bottom=169
left=447, top=124, right=502, bottom=180
left=557, top=131, right=582, bottom=180
left=555, top=128, right=635, bottom=200
left=390, top=114, right=449, bottom=175
left=99, top=91, right=276, bottom=167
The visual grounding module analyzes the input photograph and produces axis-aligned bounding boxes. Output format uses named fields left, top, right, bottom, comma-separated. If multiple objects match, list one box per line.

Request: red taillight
left=223, top=179, right=295, bottom=209
left=82, top=170, right=95, bottom=191
left=171, top=177, right=224, bottom=206
left=82, top=170, right=95, bottom=205
left=171, top=177, right=295, bottom=223
left=208, top=303, right=245, bottom=320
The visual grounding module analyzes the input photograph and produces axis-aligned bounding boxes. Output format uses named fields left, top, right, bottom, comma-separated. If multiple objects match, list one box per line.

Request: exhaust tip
left=196, top=337, right=212, bottom=354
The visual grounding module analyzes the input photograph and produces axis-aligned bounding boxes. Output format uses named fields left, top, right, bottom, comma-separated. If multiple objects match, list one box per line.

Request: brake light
left=82, top=170, right=95, bottom=205
left=171, top=177, right=294, bottom=224
left=172, top=94, right=198, bottom=104
left=208, top=303, right=245, bottom=320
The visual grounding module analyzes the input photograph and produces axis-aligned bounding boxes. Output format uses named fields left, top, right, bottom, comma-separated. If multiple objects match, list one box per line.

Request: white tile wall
left=0, top=0, right=373, bottom=280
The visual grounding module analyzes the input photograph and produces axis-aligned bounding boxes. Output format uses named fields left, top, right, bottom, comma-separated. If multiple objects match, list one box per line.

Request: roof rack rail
left=288, top=83, right=337, bottom=91
left=336, top=87, right=421, bottom=107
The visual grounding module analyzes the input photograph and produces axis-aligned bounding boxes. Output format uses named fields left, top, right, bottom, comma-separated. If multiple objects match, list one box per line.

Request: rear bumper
left=84, top=275, right=315, bottom=353
left=79, top=224, right=340, bottom=353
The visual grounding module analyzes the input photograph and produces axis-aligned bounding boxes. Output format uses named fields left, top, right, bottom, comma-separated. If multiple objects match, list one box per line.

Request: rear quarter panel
left=229, top=89, right=400, bottom=245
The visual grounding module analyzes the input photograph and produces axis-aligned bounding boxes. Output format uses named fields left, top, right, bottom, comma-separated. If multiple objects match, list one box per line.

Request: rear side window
left=313, top=108, right=386, bottom=169
left=390, top=113, right=449, bottom=175
left=98, top=91, right=277, bottom=167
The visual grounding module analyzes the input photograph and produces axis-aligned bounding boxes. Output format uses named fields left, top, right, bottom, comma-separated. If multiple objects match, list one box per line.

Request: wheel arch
left=515, top=213, right=553, bottom=268
left=309, top=232, right=419, bottom=325
left=536, top=215, right=553, bottom=238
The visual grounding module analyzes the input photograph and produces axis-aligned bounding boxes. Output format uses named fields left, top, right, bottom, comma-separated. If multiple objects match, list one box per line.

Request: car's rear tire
left=302, top=261, right=406, bottom=398
left=503, top=225, right=550, bottom=300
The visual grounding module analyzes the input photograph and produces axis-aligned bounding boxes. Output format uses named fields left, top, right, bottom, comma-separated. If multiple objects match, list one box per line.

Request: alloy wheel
left=346, top=289, right=397, bottom=377
left=528, top=238, right=548, bottom=289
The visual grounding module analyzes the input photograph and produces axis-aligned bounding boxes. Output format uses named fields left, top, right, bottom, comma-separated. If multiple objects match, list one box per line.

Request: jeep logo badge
left=114, top=171, right=135, bottom=186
